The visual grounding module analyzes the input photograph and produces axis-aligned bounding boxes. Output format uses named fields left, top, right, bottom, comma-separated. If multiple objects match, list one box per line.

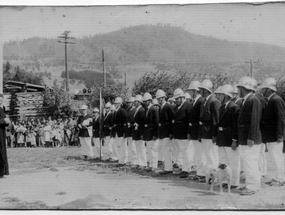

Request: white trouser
left=240, top=144, right=261, bottom=191
left=157, top=139, right=164, bottom=161
left=172, top=139, right=182, bottom=166
left=79, top=137, right=94, bottom=157
left=192, top=140, right=201, bottom=168
left=259, top=143, right=267, bottom=176
left=198, top=139, right=219, bottom=176
left=92, top=137, right=101, bottom=158
left=176, top=139, right=194, bottom=172
left=146, top=140, right=159, bottom=168
left=135, top=140, right=147, bottom=167
left=103, top=136, right=112, bottom=160
left=218, top=146, right=241, bottom=186
left=110, top=137, right=119, bottom=160
left=267, top=142, right=285, bottom=182
left=195, top=141, right=206, bottom=176
left=127, top=137, right=138, bottom=165
left=116, top=135, right=128, bottom=164
left=160, top=138, right=173, bottom=171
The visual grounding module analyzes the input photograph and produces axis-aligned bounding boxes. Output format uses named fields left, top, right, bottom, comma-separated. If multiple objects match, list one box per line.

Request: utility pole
left=245, top=59, right=259, bottom=78
left=102, top=49, right=106, bottom=87
left=58, top=31, right=75, bottom=92
left=124, top=73, right=127, bottom=86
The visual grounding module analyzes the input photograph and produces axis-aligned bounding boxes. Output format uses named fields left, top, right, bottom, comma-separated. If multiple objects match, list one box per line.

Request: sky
left=1, top=1, right=285, bottom=47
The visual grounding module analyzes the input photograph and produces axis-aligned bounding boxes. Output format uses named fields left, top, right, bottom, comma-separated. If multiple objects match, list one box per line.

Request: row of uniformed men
left=77, top=76, right=285, bottom=196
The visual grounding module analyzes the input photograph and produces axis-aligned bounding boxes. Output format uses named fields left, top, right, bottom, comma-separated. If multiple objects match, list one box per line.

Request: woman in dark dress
left=0, top=94, right=10, bottom=178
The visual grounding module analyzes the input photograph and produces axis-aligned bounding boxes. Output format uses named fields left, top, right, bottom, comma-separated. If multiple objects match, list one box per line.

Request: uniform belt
left=144, top=124, right=154, bottom=127
left=125, top=123, right=134, bottom=127
left=238, top=124, right=249, bottom=128
left=199, top=121, right=212, bottom=125
left=172, top=120, right=184, bottom=124
left=159, top=122, right=170, bottom=127
left=218, top=127, right=230, bottom=131
left=189, top=122, right=199, bottom=126
left=113, top=123, right=124, bottom=126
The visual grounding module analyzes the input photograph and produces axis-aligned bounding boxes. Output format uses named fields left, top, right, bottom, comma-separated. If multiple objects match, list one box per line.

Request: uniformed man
left=187, top=81, right=205, bottom=180
left=113, top=97, right=128, bottom=167
left=102, top=102, right=113, bottom=161
left=92, top=107, right=100, bottom=159
left=260, top=78, right=285, bottom=186
left=253, top=81, right=268, bottom=180
left=77, top=104, right=94, bottom=159
left=152, top=98, right=164, bottom=163
left=156, top=89, right=175, bottom=175
left=133, top=95, right=147, bottom=169
left=236, top=76, right=262, bottom=195
left=110, top=104, right=119, bottom=162
left=168, top=97, right=176, bottom=109
left=216, top=84, right=240, bottom=189
left=214, top=86, right=223, bottom=101
left=168, top=97, right=179, bottom=171
left=198, top=80, right=221, bottom=182
left=232, top=85, right=243, bottom=107
left=125, top=97, right=138, bottom=166
left=143, top=92, right=159, bottom=172
left=172, top=88, right=193, bottom=178
left=184, top=92, right=192, bottom=103
left=0, top=94, right=10, bottom=178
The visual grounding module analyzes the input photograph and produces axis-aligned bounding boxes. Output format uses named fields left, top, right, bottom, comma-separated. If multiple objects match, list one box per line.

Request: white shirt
left=268, top=93, right=275, bottom=101
left=177, top=99, right=186, bottom=110
left=204, top=94, right=212, bottom=106
left=161, top=101, right=167, bottom=109
left=242, top=92, right=252, bottom=106
left=225, top=100, right=231, bottom=109
left=193, top=94, right=201, bottom=107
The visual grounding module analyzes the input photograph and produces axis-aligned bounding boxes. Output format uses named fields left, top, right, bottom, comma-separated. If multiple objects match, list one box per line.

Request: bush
left=132, top=71, right=231, bottom=97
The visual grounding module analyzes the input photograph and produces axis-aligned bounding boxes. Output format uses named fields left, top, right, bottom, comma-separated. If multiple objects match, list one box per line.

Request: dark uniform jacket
left=92, top=116, right=100, bottom=138
left=125, top=106, right=136, bottom=138
left=77, top=114, right=93, bottom=137
left=216, top=101, right=239, bottom=147
left=103, top=111, right=112, bottom=137
left=256, top=93, right=267, bottom=132
left=0, top=107, right=9, bottom=176
left=198, top=95, right=221, bottom=139
left=189, top=96, right=204, bottom=140
left=143, top=105, right=159, bottom=141
left=132, top=106, right=145, bottom=141
left=113, top=107, right=127, bottom=138
left=261, top=93, right=285, bottom=143
left=237, top=93, right=262, bottom=145
left=158, top=102, right=174, bottom=139
left=172, top=100, right=191, bottom=140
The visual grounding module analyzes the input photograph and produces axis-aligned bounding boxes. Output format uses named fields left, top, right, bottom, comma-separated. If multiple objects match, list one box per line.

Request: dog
left=205, top=164, right=232, bottom=195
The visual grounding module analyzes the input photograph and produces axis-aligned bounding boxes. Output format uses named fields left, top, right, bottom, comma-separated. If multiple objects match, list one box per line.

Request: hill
left=4, top=24, right=285, bottom=90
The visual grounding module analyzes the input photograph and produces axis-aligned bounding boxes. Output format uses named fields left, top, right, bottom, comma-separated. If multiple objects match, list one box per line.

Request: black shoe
left=159, top=171, right=173, bottom=175
left=189, top=175, right=200, bottom=180
left=179, top=171, right=189, bottom=178
left=198, top=176, right=206, bottom=183
left=173, top=163, right=179, bottom=168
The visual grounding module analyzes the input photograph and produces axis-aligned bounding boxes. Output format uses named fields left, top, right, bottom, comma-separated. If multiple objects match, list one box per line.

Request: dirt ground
left=1, top=147, right=285, bottom=210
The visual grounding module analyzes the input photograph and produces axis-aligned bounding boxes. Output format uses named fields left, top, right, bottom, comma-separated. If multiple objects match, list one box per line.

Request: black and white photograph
left=1, top=0, right=285, bottom=210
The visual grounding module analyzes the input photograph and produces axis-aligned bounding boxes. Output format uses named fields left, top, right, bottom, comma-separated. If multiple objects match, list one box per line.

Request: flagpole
left=99, top=87, right=104, bottom=162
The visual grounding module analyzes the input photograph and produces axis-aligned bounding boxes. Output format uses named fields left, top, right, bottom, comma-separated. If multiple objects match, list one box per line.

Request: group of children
left=6, top=117, right=79, bottom=148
